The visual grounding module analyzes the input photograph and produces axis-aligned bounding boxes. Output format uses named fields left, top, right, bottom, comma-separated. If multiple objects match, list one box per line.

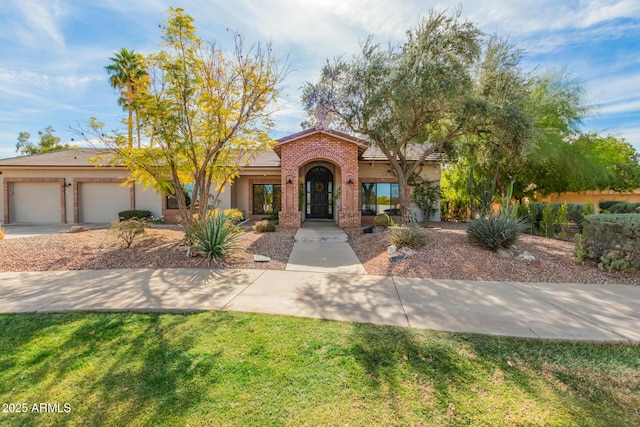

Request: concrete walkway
left=285, top=221, right=367, bottom=275
left=1, top=268, right=638, bottom=343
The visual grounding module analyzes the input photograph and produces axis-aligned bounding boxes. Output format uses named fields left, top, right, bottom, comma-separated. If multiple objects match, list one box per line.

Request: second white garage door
left=79, top=182, right=131, bottom=223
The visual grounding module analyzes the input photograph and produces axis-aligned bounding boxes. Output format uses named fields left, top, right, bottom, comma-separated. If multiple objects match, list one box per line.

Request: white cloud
left=451, top=0, right=640, bottom=35
left=0, top=68, right=102, bottom=91
left=588, top=72, right=640, bottom=109
left=12, top=0, right=67, bottom=47
left=598, top=99, right=640, bottom=116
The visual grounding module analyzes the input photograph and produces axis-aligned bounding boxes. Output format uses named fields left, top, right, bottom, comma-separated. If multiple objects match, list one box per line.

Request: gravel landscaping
left=347, top=222, right=638, bottom=285
left=0, top=224, right=295, bottom=272
left=0, top=221, right=637, bottom=285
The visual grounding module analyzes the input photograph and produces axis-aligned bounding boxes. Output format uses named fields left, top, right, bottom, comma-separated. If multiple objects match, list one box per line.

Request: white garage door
left=11, top=182, right=62, bottom=223
left=79, top=182, right=131, bottom=223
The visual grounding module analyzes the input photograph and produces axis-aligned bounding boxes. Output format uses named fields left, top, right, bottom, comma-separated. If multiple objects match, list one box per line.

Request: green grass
left=1, top=312, right=638, bottom=426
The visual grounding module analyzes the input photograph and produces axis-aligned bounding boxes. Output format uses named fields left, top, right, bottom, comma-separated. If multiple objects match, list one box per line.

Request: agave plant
left=185, top=210, right=244, bottom=263
left=466, top=215, right=527, bottom=251
left=390, top=225, right=427, bottom=248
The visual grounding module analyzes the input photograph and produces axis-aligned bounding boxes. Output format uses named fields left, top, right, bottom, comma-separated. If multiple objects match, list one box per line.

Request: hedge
left=523, top=202, right=590, bottom=231
left=580, top=213, right=640, bottom=271
left=598, top=200, right=619, bottom=212
left=118, top=210, right=152, bottom=221
left=606, top=202, right=640, bottom=214
left=598, top=200, right=640, bottom=213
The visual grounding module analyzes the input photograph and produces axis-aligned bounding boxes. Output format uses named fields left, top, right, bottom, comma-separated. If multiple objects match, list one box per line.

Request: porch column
left=337, top=170, right=361, bottom=228
left=278, top=170, right=301, bottom=228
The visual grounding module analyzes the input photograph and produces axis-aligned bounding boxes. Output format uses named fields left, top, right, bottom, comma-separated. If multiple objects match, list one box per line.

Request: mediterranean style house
left=0, top=127, right=442, bottom=228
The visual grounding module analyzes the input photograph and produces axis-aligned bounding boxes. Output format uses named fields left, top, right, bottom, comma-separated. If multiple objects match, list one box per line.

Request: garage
left=78, top=182, right=132, bottom=223
left=9, top=181, right=63, bottom=223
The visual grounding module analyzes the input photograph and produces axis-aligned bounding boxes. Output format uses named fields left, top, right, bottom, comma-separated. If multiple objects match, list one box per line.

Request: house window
left=165, top=184, right=191, bottom=210
left=253, top=184, right=281, bottom=214
left=361, top=182, right=400, bottom=216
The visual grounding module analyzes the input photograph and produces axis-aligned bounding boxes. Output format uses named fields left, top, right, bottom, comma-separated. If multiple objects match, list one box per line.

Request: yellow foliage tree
left=83, top=8, right=287, bottom=225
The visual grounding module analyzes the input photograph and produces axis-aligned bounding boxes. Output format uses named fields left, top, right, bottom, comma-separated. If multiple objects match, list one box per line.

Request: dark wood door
left=306, top=167, right=333, bottom=219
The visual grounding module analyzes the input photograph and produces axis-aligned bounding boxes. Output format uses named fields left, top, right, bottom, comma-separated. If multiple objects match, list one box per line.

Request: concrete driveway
left=1, top=223, right=109, bottom=239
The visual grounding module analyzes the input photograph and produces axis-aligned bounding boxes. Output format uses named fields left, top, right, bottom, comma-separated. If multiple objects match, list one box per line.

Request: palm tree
left=105, top=48, right=148, bottom=148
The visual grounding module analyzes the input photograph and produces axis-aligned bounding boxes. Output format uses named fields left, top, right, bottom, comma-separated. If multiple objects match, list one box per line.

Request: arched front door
left=305, top=166, right=333, bottom=219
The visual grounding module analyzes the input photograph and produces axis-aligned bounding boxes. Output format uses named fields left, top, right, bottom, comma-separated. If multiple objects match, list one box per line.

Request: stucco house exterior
left=0, top=128, right=442, bottom=227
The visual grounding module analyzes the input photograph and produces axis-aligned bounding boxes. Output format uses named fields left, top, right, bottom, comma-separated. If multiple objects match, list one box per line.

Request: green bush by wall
left=579, top=213, right=640, bottom=272
left=118, top=210, right=152, bottom=221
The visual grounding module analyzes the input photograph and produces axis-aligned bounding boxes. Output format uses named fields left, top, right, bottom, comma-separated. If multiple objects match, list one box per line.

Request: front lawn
left=1, top=312, right=638, bottom=426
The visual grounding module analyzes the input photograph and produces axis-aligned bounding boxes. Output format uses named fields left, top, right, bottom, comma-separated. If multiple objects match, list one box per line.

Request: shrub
left=607, top=202, right=640, bottom=214
left=150, top=215, right=164, bottom=224
left=556, top=203, right=570, bottom=238
left=519, top=202, right=537, bottom=234
left=441, top=200, right=468, bottom=221
left=574, top=233, right=587, bottom=265
left=374, top=213, right=390, bottom=227
left=598, top=200, right=619, bottom=212
left=583, top=200, right=595, bottom=216
left=467, top=215, right=527, bottom=251
left=565, top=203, right=585, bottom=225
left=118, top=210, right=151, bottom=221
left=254, top=220, right=276, bottom=233
left=110, top=219, right=147, bottom=248
left=186, top=210, right=244, bottom=262
left=580, top=213, right=640, bottom=271
left=540, top=203, right=555, bottom=238
left=390, top=226, right=427, bottom=249
left=529, top=202, right=587, bottom=233
left=267, top=210, right=280, bottom=224
left=580, top=201, right=595, bottom=231
left=409, top=176, right=440, bottom=221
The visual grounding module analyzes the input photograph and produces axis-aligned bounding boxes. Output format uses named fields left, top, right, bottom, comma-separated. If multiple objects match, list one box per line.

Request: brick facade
left=278, top=132, right=361, bottom=228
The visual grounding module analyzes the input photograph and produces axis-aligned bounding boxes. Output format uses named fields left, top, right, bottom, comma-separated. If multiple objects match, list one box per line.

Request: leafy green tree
left=15, top=126, right=70, bottom=155
left=82, top=8, right=287, bottom=225
left=302, top=8, right=482, bottom=222
left=105, top=48, right=148, bottom=148
left=457, top=36, right=536, bottom=196
left=522, top=132, right=640, bottom=195
left=440, top=161, right=471, bottom=220
left=444, top=66, right=640, bottom=205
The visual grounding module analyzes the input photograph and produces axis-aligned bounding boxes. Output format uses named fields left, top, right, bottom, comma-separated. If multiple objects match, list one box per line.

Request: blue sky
left=1, top=0, right=639, bottom=159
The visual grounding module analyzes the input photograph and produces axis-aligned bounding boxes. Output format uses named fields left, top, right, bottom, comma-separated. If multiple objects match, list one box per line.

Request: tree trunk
left=127, top=110, right=133, bottom=148
left=387, top=158, right=412, bottom=224
left=397, top=173, right=412, bottom=224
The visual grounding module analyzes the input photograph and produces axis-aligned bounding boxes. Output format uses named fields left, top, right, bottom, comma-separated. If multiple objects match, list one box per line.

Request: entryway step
left=294, top=228, right=348, bottom=243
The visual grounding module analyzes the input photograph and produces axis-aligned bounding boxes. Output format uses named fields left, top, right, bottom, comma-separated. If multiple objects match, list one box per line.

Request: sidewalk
left=1, top=268, right=638, bottom=343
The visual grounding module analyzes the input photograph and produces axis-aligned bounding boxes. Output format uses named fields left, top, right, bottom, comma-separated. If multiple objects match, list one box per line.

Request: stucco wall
left=232, top=174, right=281, bottom=220
left=538, top=190, right=640, bottom=209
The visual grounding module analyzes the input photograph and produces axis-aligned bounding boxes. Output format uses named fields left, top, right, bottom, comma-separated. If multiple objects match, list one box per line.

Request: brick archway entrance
left=275, top=129, right=365, bottom=228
